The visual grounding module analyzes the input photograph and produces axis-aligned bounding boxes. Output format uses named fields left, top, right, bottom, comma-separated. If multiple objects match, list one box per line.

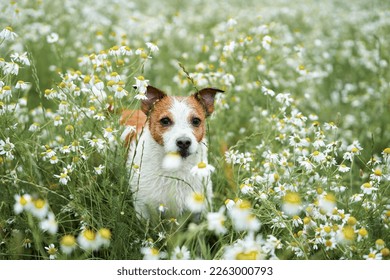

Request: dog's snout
left=176, top=137, right=191, bottom=150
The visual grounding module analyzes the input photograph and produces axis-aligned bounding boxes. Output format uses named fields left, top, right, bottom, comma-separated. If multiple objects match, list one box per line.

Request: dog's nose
left=176, top=137, right=191, bottom=150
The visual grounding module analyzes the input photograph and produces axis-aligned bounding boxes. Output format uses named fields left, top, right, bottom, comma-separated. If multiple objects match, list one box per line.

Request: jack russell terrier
left=120, top=86, right=223, bottom=220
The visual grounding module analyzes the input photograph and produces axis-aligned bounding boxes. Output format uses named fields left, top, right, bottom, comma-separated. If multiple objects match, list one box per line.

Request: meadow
left=0, top=0, right=389, bottom=260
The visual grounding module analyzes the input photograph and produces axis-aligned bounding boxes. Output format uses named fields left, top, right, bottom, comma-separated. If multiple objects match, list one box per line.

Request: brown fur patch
left=148, top=96, right=175, bottom=145
left=186, top=95, right=207, bottom=142
left=120, top=109, right=147, bottom=144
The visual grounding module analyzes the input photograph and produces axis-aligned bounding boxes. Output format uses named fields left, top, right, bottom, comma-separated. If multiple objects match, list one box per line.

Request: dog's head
left=141, top=86, right=224, bottom=158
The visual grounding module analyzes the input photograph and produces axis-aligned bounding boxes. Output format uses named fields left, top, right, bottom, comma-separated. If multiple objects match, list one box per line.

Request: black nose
left=176, top=137, right=191, bottom=150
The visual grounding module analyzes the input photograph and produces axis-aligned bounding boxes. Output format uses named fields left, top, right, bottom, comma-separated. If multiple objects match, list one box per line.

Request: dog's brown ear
left=140, top=86, right=167, bottom=114
left=194, top=88, right=224, bottom=117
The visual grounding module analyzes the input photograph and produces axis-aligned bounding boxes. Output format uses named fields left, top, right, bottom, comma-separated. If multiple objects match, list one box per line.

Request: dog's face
left=142, top=86, right=223, bottom=158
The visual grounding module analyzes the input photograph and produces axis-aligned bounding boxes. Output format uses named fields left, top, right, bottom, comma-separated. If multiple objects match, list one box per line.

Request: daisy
left=45, top=244, right=58, bottom=260
left=0, top=26, right=18, bottom=41
left=190, top=161, right=215, bottom=179
left=146, top=42, right=159, bottom=53
left=0, top=85, right=12, bottom=101
left=282, top=192, right=302, bottom=216
left=60, top=235, right=77, bottom=255
left=186, top=192, right=206, bottom=213
left=0, top=137, right=15, bottom=160
left=94, top=164, right=105, bottom=175
left=30, top=198, right=49, bottom=220
left=141, top=247, right=167, bottom=260
left=96, top=228, right=111, bottom=248
left=207, top=207, right=227, bottom=235
left=13, top=194, right=32, bottom=214
left=363, top=248, right=382, bottom=260
left=77, top=229, right=100, bottom=251
left=39, top=212, right=58, bottom=235
left=360, top=182, right=377, bottom=195
left=171, top=245, right=190, bottom=260
left=3, top=62, right=19, bottom=75
left=46, top=32, right=59, bottom=44
left=54, top=171, right=70, bottom=185
left=103, top=127, right=117, bottom=141
left=162, top=152, right=182, bottom=170
left=318, top=193, right=337, bottom=214
left=133, top=76, right=149, bottom=94
left=338, top=164, right=350, bottom=173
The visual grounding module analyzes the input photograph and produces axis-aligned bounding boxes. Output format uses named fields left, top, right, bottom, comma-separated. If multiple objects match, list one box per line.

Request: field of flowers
left=1, top=0, right=389, bottom=260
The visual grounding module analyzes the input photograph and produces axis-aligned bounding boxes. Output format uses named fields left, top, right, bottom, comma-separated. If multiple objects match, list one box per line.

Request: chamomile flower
left=282, top=192, right=302, bottom=216
left=54, top=171, right=70, bottom=185
left=146, top=42, right=159, bottom=53
left=207, top=207, right=227, bottom=235
left=171, top=245, right=190, bottom=260
left=45, top=244, right=58, bottom=260
left=13, top=194, right=32, bottom=214
left=162, top=152, right=182, bottom=170
left=46, top=32, right=59, bottom=44
left=318, top=193, right=337, bottom=214
left=186, top=192, right=206, bottom=213
left=336, top=225, right=356, bottom=244
left=363, top=248, right=382, bottom=260
left=134, top=76, right=149, bottom=94
left=96, top=228, right=111, bottom=248
left=0, top=26, right=18, bottom=41
left=141, top=247, right=167, bottom=260
left=39, top=212, right=58, bottom=235
left=338, top=164, right=350, bottom=173
left=103, top=127, right=117, bottom=141
left=94, top=164, right=105, bottom=175
left=229, top=200, right=261, bottom=232
left=223, top=233, right=264, bottom=260
left=360, top=182, right=377, bottom=195
left=190, top=161, right=215, bottom=179
left=30, top=198, right=49, bottom=220
left=60, top=235, right=77, bottom=255
left=0, top=137, right=15, bottom=160
left=3, top=62, right=19, bottom=75
left=357, top=227, right=368, bottom=242
left=77, top=229, right=100, bottom=251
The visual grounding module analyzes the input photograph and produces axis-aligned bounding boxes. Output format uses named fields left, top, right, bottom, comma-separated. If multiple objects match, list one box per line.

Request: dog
left=120, top=86, right=223, bottom=220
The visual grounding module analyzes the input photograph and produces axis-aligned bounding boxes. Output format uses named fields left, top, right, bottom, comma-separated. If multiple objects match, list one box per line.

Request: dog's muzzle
left=176, top=137, right=191, bottom=158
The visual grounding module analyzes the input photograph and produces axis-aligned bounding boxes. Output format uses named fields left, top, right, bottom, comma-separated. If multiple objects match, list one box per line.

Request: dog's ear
left=140, top=86, right=167, bottom=114
left=194, top=88, right=224, bottom=117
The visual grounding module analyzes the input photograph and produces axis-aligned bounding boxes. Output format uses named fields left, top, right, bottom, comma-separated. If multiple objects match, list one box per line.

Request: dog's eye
left=191, top=117, right=201, bottom=127
left=160, top=117, right=172, bottom=127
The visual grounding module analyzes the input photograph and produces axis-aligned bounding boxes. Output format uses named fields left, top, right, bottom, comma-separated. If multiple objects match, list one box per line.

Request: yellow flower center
left=193, top=193, right=205, bottom=203
left=34, top=199, right=45, bottom=209
left=236, top=250, right=258, bottom=260
left=383, top=148, right=390, bottom=154
left=47, top=246, right=57, bottom=255
left=363, top=182, right=371, bottom=188
left=238, top=200, right=251, bottom=210
left=303, top=217, right=311, bottom=225
left=83, top=229, right=96, bottom=241
left=374, top=169, right=382, bottom=176
left=137, top=75, right=145, bottom=80
left=283, top=192, right=301, bottom=205
left=358, top=228, right=368, bottom=237
left=376, top=239, right=385, bottom=246
left=368, top=253, right=375, bottom=259
left=342, top=226, right=356, bottom=241
left=325, top=240, right=333, bottom=247
left=151, top=248, right=159, bottom=256
left=98, top=228, right=111, bottom=240
left=324, top=193, right=336, bottom=202
left=351, top=147, right=359, bottom=153
left=19, top=196, right=28, bottom=206
left=381, top=248, right=390, bottom=257
left=347, top=216, right=357, bottom=226
left=197, top=162, right=207, bottom=169
left=323, top=226, right=331, bottom=233
left=61, top=235, right=76, bottom=246
left=105, top=127, right=113, bottom=133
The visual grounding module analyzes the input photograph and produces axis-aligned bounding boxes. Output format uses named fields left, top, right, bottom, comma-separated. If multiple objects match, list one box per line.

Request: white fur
left=127, top=98, right=212, bottom=219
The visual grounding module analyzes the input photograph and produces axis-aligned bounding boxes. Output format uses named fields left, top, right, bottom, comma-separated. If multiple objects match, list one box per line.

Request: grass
left=0, top=0, right=389, bottom=260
